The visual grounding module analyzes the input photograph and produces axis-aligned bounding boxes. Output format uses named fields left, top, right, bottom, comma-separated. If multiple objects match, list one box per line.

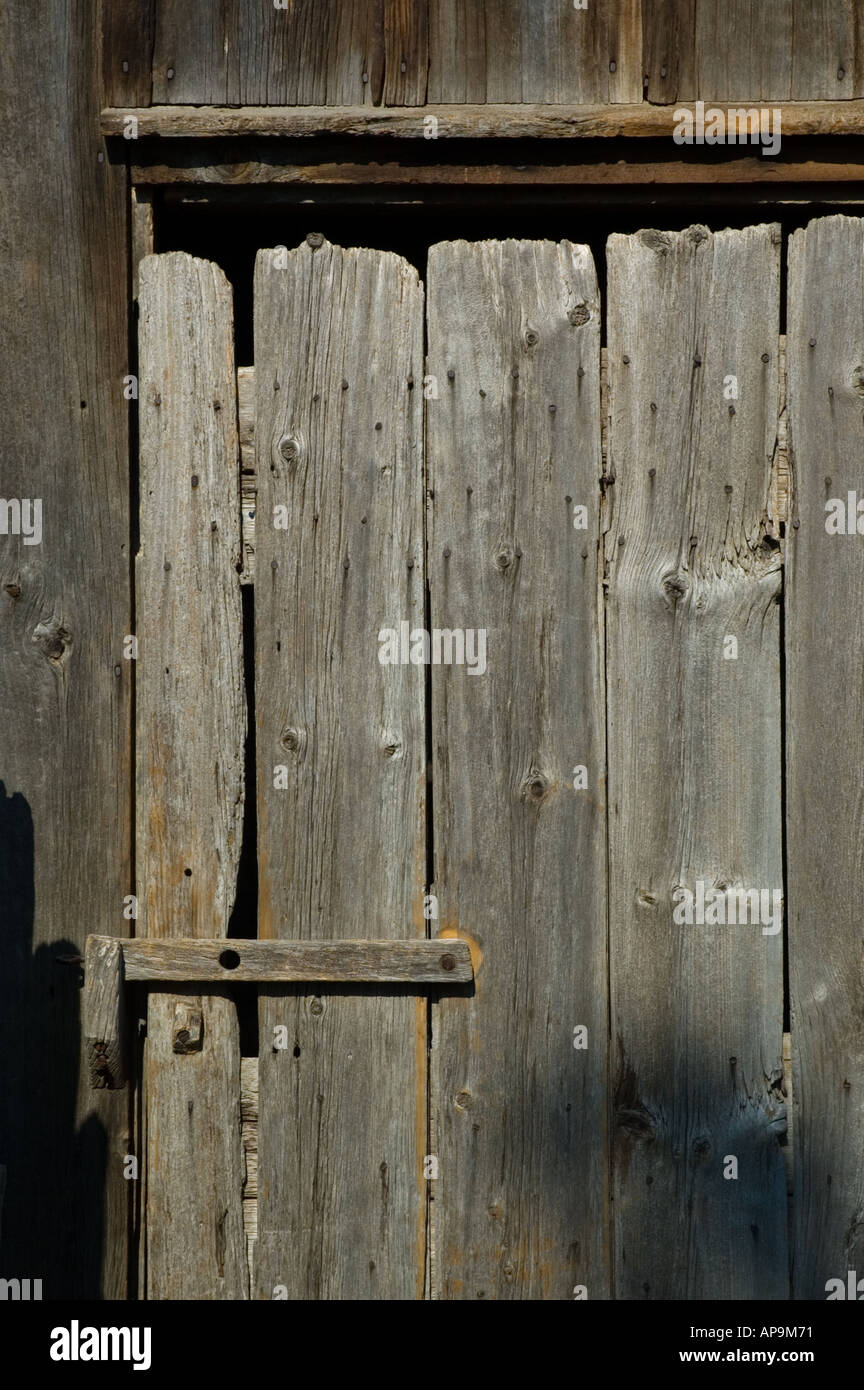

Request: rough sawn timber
left=427, top=238, right=609, bottom=1299
left=253, top=239, right=426, bottom=1300
left=605, top=223, right=787, bottom=1299
left=137, top=252, right=247, bottom=1299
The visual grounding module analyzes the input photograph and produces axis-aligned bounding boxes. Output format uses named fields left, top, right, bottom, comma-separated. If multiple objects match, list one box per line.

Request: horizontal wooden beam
left=133, top=156, right=864, bottom=188
left=103, top=102, right=864, bottom=141
left=86, top=935, right=473, bottom=984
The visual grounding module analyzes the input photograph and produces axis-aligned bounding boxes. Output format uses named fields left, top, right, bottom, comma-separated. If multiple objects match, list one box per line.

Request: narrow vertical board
left=102, top=0, right=156, bottom=105
left=254, top=241, right=425, bottom=1300
left=605, top=224, right=787, bottom=1299
left=786, top=215, right=864, bottom=1298
left=137, top=252, right=247, bottom=1299
left=428, top=0, right=641, bottom=102
left=427, top=240, right=608, bottom=1300
left=0, top=0, right=131, bottom=1298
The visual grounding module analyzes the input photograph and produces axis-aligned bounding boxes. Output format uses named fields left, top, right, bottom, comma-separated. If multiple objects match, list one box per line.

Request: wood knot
left=662, top=571, right=689, bottom=606
left=521, top=770, right=551, bottom=805
left=306, top=232, right=325, bottom=249
left=277, top=434, right=302, bottom=470
left=280, top=725, right=303, bottom=755
left=569, top=303, right=591, bottom=326
left=382, top=736, right=402, bottom=760
left=494, top=546, right=514, bottom=572
left=523, top=328, right=539, bottom=347
left=32, top=620, right=72, bottom=666
left=640, top=229, right=671, bottom=254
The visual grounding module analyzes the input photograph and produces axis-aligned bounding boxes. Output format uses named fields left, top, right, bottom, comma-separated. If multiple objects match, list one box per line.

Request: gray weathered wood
left=254, top=239, right=426, bottom=1299
left=102, top=99, right=864, bottom=139
left=427, top=239, right=608, bottom=1299
left=645, top=0, right=859, bottom=101
left=605, top=224, right=787, bottom=1298
left=151, top=0, right=422, bottom=105
left=786, top=213, right=864, bottom=1298
left=137, top=251, right=247, bottom=1299
left=84, top=935, right=127, bottom=1088
left=88, top=935, right=472, bottom=983
left=428, top=0, right=641, bottom=103
left=0, top=0, right=131, bottom=1298
left=131, top=188, right=154, bottom=302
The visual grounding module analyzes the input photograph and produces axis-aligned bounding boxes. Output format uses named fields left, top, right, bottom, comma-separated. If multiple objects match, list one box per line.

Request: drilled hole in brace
left=219, top=948, right=241, bottom=970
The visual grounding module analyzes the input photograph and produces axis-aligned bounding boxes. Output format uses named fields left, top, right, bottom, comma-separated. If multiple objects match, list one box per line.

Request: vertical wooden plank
left=253, top=240, right=426, bottom=1300
left=643, top=0, right=694, bottom=104
left=428, top=1, right=641, bottom=102
left=427, top=240, right=608, bottom=1300
left=694, top=0, right=791, bottom=101
left=152, top=2, right=230, bottom=103
left=101, top=0, right=156, bottom=106
left=383, top=0, right=429, bottom=105
left=646, top=0, right=857, bottom=102
left=790, top=0, right=855, bottom=100
left=131, top=189, right=154, bottom=304
left=0, top=0, right=130, bottom=1299
left=605, top=224, right=787, bottom=1299
left=786, top=214, right=864, bottom=1298
left=137, top=251, right=247, bottom=1299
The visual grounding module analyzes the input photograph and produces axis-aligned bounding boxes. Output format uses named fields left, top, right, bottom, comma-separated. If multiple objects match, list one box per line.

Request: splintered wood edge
left=85, top=935, right=474, bottom=984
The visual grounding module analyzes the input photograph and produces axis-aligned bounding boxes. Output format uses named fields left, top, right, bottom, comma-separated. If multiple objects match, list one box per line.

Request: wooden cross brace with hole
left=83, top=935, right=473, bottom=1089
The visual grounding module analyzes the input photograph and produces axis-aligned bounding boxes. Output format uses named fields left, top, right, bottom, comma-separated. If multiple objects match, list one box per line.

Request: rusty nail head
left=440, top=953, right=457, bottom=972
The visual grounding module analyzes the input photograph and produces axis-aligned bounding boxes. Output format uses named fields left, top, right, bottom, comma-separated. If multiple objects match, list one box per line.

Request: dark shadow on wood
left=0, top=781, right=107, bottom=1298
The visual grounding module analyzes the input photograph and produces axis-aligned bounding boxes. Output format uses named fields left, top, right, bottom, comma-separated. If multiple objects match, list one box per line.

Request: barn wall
left=103, top=1, right=864, bottom=107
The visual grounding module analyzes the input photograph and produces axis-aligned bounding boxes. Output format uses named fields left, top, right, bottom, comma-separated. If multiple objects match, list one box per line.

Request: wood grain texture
left=254, top=240, right=426, bottom=1300
left=101, top=0, right=156, bottom=106
left=786, top=214, right=864, bottom=1298
left=427, top=239, right=608, bottom=1299
left=605, top=224, right=787, bottom=1299
left=84, top=936, right=127, bottom=1089
left=104, top=100, right=864, bottom=138
left=428, top=0, right=641, bottom=102
left=0, top=0, right=131, bottom=1299
left=151, top=0, right=424, bottom=105
left=93, top=936, right=472, bottom=983
left=131, top=154, right=864, bottom=188
left=644, top=0, right=859, bottom=101
left=137, top=252, right=247, bottom=1299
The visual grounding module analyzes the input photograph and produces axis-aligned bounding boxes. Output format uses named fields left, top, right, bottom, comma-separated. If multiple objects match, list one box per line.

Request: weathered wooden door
left=129, top=220, right=863, bottom=1300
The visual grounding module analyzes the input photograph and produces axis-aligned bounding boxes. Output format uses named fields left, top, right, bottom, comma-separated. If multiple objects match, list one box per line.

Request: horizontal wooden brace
left=102, top=101, right=864, bottom=141
left=84, top=935, right=472, bottom=1089
left=131, top=156, right=864, bottom=188
left=96, top=935, right=473, bottom=984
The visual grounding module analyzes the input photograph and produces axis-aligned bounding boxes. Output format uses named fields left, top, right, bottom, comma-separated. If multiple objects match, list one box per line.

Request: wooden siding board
left=605, top=223, right=787, bottom=1299
left=102, top=0, right=156, bottom=106
left=253, top=240, right=426, bottom=1300
left=0, top=0, right=131, bottom=1299
left=786, top=214, right=864, bottom=1298
left=137, top=251, right=247, bottom=1300
left=427, top=238, right=609, bottom=1300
